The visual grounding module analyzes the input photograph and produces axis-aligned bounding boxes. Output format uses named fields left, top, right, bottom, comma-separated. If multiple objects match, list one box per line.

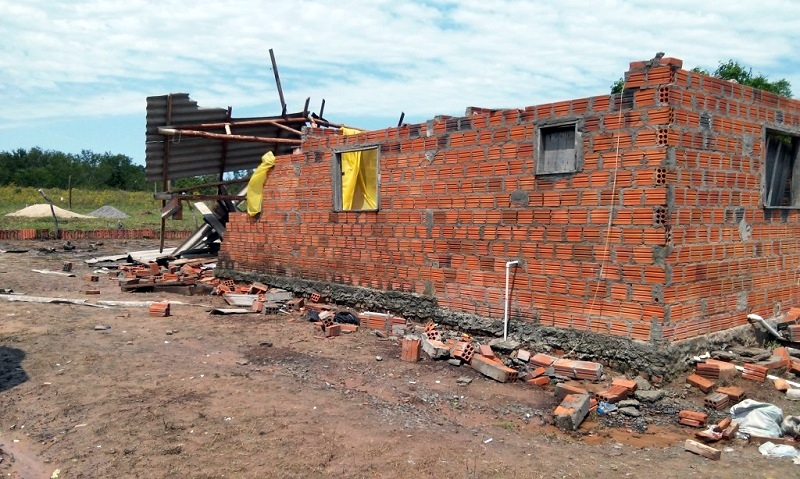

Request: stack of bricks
left=149, top=302, right=170, bottom=317
left=678, top=410, right=708, bottom=428
left=741, top=363, right=768, bottom=382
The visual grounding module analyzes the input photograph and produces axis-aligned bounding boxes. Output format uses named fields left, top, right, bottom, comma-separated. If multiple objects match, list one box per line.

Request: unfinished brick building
left=218, top=56, right=800, bottom=370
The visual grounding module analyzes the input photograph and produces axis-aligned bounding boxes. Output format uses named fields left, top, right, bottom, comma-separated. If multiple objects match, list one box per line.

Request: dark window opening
left=764, top=131, right=800, bottom=208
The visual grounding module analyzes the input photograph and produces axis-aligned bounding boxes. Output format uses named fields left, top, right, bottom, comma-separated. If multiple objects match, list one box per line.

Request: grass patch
left=0, top=185, right=202, bottom=231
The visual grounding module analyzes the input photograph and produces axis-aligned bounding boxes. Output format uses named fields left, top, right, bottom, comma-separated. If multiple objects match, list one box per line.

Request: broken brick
left=554, top=394, right=590, bottom=431
left=470, top=354, right=518, bottom=383
left=516, top=349, right=531, bottom=362
left=554, top=383, right=589, bottom=402
left=526, top=376, right=550, bottom=387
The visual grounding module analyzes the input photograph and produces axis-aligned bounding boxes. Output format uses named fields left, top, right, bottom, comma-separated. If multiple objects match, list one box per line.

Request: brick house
left=218, top=56, right=800, bottom=350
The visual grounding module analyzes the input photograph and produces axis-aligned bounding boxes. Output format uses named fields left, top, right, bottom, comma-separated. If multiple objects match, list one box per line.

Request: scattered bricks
left=62, top=261, right=73, bottom=272
left=526, top=376, right=550, bottom=387
left=684, top=439, right=721, bottom=461
left=479, top=344, right=495, bottom=358
left=401, top=337, right=421, bottom=362
left=678, top=410, right=708, bottom=428
left=555, top=383, right=589, bottom=402
left=215, top=284, right=232, bottom=295
left=595, top=384, right=629, bottom=403
left=742, top=363, right=768, bottom=382
left=325, top=324, right=341, bottom=338
left=424, top=321, right=437, bottom=332
left=222, top=279, right=235, bottom=288
left=686, top=374, right=715, bottom=393
left=149, top=262, right=160, bottom=275
left=262, top=302, right=281, bottom=315
left=421, top=337, right=450, bottom=360
left=450, top=341, right=475, bottom=364
left=517, top=349, right=531, bottom=362
left=774, top=378, right=790, bottom=392
left=84, top=273, right=99, bottom=282
left=611, top=378, right=638, bottom=393
left=470, top=354, right=518, bottom=383
left=149, top=302, right=170, bottom=317
left=703, top=392, right=729, bottom=410
left=85, top=290, right=100, bottom=295
left=715, top=418, right=732, bottom=432
left=309, top=292, right=321, bottom=303
left=530, top=353, right=558, bottom=368
left=553, top=394, right=591, bottom=431
left=715, top=386, right=745, bottom=403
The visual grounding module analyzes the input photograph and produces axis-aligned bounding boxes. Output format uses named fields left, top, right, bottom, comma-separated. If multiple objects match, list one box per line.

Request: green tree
left=0, top=148, right=147, bottom=191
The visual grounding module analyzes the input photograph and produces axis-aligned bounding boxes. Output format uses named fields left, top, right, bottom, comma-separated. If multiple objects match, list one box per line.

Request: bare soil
left=0, top=240, right=798, bottom=478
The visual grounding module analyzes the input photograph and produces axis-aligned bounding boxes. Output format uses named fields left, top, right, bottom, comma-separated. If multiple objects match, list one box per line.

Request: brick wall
left=219, top=56, right=800, bottom=343
left=651, top=65, right=800, bottom=341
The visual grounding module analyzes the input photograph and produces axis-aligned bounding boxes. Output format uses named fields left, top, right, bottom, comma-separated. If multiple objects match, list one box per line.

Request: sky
left=2, top=0, right=800, bottom=166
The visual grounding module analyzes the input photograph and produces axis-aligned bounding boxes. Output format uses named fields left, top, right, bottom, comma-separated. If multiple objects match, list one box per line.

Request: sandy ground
left=4, top=204, right=94, bottom=219
left=0, top=239, right=798, bottom=478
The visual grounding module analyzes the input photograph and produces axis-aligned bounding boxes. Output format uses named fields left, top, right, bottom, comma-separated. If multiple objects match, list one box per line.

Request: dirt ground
left=0, top=239, right=798, bottom=478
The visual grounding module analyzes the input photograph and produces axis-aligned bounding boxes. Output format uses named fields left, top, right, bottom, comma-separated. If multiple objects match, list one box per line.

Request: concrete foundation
left=217, top=268, right=766, bottom=379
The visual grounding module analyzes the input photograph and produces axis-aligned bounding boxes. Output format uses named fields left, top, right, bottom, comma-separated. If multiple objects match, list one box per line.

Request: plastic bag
left=730, top=399, right=783, bottom=437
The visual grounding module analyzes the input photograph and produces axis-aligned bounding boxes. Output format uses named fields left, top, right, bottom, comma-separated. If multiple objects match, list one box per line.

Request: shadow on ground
left=0, top=346, right=28, bottom=392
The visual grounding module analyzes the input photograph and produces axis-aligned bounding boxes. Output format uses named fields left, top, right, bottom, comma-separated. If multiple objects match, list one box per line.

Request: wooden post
left=38, top=189, right=59, bottom=239
left=269, top=48, right=287, bottom=117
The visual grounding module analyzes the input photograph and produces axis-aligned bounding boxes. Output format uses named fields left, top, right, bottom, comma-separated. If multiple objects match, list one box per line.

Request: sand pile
left=5, top=204, right=96, bottom=219
left=88, top=205, right=129, bottom=219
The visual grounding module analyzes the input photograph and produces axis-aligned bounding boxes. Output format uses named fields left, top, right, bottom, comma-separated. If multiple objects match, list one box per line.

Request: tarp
left=246, top=151, right=276, bottom=216
left=340, top=128, right=378, bottom=210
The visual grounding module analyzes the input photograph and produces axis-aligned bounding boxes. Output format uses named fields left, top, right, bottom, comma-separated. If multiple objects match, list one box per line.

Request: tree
left=611, top=59, right=792, bottom=98
left=0, top=148, right=148, bottom=191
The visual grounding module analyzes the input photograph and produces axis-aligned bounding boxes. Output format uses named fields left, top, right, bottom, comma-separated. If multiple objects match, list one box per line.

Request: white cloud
left=1, top=0, right=800, bottom=127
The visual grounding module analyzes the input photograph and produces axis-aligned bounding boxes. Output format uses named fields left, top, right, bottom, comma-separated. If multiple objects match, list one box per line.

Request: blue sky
left=2, top=0, right=800, bottom=166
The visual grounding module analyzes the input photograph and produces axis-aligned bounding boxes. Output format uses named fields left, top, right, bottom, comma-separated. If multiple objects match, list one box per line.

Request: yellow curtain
left=340, top=128, right=377, bottom=210
left=246, top=151, right=275, bottom=216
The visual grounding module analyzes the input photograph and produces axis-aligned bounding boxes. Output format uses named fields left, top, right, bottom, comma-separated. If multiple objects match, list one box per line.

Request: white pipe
left=503, top=260, right=520, bottom=340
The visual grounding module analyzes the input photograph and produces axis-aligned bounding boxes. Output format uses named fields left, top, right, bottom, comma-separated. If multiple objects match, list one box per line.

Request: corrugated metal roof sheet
left=145, top=93, right=306, bottom=182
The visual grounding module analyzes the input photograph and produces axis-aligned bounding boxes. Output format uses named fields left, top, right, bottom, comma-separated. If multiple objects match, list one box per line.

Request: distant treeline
left=0, top=147, right=148, bottom=191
